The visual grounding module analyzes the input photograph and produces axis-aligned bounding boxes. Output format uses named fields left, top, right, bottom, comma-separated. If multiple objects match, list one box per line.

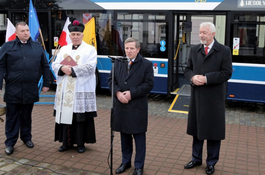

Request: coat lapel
left=207, top=40, right=221, bottom=57
left=197, top=44, right=205, bottom=55
left=199, top=40, right=221, bottom=58
left=125, top=54, right=142, bottom=80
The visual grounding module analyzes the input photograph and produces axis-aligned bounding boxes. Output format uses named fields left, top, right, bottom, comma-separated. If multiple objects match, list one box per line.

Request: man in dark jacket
left=184, top=22, right=232, bottom=175
left=108, top=37, right=154, bottom=175
left=0, top=21, right=50, bottom=155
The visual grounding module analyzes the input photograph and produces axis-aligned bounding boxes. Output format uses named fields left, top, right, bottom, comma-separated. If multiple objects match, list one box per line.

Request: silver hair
left=124, top=37, right=140, bottom=48
left=200, top=22, right=216, bottom=33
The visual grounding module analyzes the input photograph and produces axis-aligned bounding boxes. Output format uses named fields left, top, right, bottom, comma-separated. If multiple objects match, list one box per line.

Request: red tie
left=205, top=46, right=209, bottom=55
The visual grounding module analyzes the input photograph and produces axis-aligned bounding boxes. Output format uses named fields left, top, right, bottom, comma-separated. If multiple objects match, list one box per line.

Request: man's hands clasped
left=116, top=91, right=131, bottom=104
left=191, top=75, right=206, bottom=86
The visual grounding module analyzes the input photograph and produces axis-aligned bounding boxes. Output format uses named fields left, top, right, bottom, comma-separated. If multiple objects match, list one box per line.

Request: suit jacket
left=108, top=53, right=154, bottom=134
left=184, top=40, right=232, bottom=140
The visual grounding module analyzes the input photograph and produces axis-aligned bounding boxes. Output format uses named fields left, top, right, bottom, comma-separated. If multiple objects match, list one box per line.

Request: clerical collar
left=72, top=44, right=80, bottom=50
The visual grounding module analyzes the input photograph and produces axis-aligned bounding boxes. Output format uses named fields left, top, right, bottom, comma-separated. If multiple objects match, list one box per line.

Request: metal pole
left=110, top=60, right=115, bottom=175
left=108, top=56, right=127, bottom=175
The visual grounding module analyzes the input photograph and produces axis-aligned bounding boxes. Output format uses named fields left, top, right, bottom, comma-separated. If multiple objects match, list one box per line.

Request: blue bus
left=0, top=0, right=265, bottom=102
left=228, top=63, right=265, bottom=103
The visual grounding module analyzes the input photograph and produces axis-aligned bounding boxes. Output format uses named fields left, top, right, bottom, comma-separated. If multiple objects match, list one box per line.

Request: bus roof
left=214, top=0, right=265, bottom=11
left=91, top=0, right=224, bottom=10
left=90, top=0, right=265, bottom=11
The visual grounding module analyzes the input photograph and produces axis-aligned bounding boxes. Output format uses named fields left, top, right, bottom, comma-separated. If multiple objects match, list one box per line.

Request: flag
left=83, top=13, right=92, bottom=25
left=28, top=0, right=52, bottom=94
left=83, top=17, right=97, bottom=50
left=112, top=27, right=124, bottom=55
left=58, top=17, right=71, bottom=47
left=29, top=0, right=40, bottom=41
left=5, top=18, right=16, bottom=42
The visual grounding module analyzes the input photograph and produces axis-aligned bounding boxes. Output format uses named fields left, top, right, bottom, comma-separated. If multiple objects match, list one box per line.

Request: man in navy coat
left=108, top=37, right=154, bottom=175
left=0, top=21, right=50, bottom=155
left=184, top=22, right=232, bottom=175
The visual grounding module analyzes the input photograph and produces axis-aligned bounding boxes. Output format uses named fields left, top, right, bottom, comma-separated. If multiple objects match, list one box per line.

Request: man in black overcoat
left=108, top=37, right=154, bottom=175
left=0, top=22, right=50, bottom=155
left=184, top=22, right=232, bottom=175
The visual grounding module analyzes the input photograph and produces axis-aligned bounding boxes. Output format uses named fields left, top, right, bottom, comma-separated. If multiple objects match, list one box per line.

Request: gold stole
left=55, top=53, right=81, bottom=124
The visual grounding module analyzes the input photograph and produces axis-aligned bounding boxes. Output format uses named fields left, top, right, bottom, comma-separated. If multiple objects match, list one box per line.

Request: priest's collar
left=72, top=44, right=81, bottom=50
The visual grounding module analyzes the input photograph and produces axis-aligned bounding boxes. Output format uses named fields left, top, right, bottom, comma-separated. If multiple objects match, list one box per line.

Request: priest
left=52, top=20, right=97, bottom=153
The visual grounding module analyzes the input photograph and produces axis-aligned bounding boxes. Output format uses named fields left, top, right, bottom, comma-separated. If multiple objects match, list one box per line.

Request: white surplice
left=52, top=41, right=97, bottom=124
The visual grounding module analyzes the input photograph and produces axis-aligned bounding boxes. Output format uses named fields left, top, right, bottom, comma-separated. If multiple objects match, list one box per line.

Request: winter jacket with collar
left=0, top=37, right=50, bottom=104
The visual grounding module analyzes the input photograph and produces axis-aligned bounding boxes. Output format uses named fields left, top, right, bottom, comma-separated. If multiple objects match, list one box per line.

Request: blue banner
left=29, top=0, right=40, bottom=41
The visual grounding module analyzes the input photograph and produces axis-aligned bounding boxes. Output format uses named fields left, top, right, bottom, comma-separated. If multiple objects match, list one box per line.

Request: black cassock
left=54, top=111, right=97, bottom=147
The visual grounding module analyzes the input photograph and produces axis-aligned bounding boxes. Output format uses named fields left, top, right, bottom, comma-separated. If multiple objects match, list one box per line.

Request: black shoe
left=24, top=141, right=34, bottom=148
left=184, top=160, right=202, bottom=169
left=77, top=146, right=86, bottom=153
left=133, top=168, right=143, bottom=175
left=58, top=145, right=69, bottom=152
left=115, top=163, right=131, bottom=174
left=206, top=165, right=215, bottom=175
left=5, top=146, right=14, bottom=155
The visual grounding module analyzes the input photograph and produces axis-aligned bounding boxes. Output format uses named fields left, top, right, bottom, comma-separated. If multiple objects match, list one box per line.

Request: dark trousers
left=192, top=136, right=221, bottom=166
left=5, top=103, right=34, bottom=147
left=120, top=132, right=146, bottom=169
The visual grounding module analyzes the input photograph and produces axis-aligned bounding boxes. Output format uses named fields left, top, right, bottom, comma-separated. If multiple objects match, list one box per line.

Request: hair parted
left=124, top=37, right=140, bottom=48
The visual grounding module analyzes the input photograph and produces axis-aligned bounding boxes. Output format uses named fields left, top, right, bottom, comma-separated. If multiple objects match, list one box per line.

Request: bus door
left=177, top=15, right=192, bottom=90
left=170, top=14, right=192, bottom=95
left=168, top=14, right=182, bottom=94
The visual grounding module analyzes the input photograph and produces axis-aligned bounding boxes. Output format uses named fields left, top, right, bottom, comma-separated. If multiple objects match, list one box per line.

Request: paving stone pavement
left=0, top=89, right=264, bottom=175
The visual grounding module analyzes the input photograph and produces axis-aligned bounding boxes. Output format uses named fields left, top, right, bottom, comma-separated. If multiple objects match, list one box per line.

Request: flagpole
left=38, top=28, right=46, bottom=51
left=51, top=45, right=61, bottom=62
left=54, top=45, right=61, bottom=56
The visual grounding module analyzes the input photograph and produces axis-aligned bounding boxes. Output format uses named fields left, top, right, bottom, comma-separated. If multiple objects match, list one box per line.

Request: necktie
left=205, top=46, right=209, bottom=55
left=128, top=60, right=133, bottom=69
left=128, top=60, right=133, bottom=74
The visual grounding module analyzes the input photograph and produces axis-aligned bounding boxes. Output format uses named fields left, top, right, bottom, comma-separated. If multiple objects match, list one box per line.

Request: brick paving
left=0, top=90, right=264, bottom=175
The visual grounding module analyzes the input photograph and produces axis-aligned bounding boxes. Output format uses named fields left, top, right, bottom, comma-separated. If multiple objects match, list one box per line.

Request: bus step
left=177, top=84, right=190, bottom=96
left=168, top=84, right=190, bottom=114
